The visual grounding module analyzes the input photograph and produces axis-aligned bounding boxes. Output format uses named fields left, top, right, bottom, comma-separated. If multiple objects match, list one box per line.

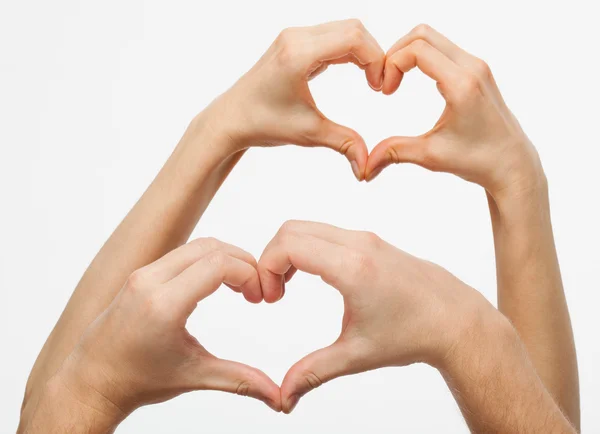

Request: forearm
left=24, top=111, right=240, bottom=410
left=19, top=366, right=125, bottom=434
left=487, top=173, right=579, bottom=428
left=440, top=310, right=575, bottom=433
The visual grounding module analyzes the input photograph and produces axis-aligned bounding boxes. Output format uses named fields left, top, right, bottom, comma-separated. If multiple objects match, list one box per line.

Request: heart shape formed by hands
left=221, top=20, right=531, bottom=196
left=64, top=21, right=536, bottom=421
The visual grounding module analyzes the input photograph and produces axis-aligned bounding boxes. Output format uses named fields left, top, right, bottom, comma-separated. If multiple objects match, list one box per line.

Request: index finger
left=303, top=19, right=385, bottom=90
left=383, top=40, right=463, bottom=97
left=258, top=230, right=350, bottom=303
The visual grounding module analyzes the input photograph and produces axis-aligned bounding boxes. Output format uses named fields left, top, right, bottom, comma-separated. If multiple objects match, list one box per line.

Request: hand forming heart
left=55, top=221, right=499, bottom=418
left=203, top=20, right=540, bottom=200
left=46, top=21, right=545, bottom=421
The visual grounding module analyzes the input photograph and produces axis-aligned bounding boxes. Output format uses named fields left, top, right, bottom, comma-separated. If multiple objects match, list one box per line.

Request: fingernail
left=376, top=72, right=384, bottom=91
left=366, top=165, right=384, bottom=182
left=350, top=160, right=361, bottom=181
left=278, top=278, right=285, bottom=301
left=287, top=394, right=300, bottom=413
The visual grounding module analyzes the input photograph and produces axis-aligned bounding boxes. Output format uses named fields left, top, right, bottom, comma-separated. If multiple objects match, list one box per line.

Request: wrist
left=435, top=292, right=515, bottom=374
left=22, top=366, right=125, bottom=434
left=488, top=141, right=548, bottom=206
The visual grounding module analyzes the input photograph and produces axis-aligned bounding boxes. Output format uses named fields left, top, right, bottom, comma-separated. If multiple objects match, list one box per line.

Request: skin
left=365, top=24, right=580, bottom=430
left=22, top=222, right=576, bottom=433
left=23, top=239, right=280, bottom=434
left=19, top=19, right=385, bottom=427
left=18, top=19, right=578, bottom=433
left=259, top=221, right=575, bottom=433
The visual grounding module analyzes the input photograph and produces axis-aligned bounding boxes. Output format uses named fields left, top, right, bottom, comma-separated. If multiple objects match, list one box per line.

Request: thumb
left=280, top=340, right=356, bottom=414
left=306, top=117, right=369, bottom=182
left=196, top=357, right=282, bottom=412
left=365, top=135, right=431, bottom=182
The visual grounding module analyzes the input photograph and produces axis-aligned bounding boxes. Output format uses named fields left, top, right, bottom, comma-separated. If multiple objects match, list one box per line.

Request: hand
left=58, top=238, right=281, bottom=417
left=366, top=24, right=544, bottom=197
left=257, top=220, right=496, bottom=413
left=203, top=19, right=385, bottom=181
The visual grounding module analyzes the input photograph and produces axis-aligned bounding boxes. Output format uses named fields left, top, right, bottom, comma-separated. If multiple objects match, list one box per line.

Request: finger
left=383, top=40, right=463, bottom=96
left=280, top=340, right=356, bottom=413
left=386, top=24, right=500, bottom=100
left=196, top=357, right=282, bottom=412
left=141, top=238, right=257, bottom=284
left=307, top=117, right=369, bottom=181
left=271, top=219, right=362, bottom=248
left=258, top=230, right=349, bottom=303
left=306, top=19, right=385, bottom=89
left=387, top=24, right=471, bottom=66
left=365, top=135, right=432, bottom=181
left=166, top=253, right=263, bottom=312
left=284, top=266, right=297, bottom=283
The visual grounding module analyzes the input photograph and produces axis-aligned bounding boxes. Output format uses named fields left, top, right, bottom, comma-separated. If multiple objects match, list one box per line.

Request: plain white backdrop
left=1, top=0, right=599, bottom=432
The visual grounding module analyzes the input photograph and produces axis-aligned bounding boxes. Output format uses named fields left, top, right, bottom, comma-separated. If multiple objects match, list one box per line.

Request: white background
left=1, top=0, right=599, bottom=432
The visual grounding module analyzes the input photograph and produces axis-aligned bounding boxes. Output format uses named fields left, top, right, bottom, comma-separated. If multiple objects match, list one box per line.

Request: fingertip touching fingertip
left=285, top=394, right=300, bottom=414
left=350, top=160, right=363, bottom=181
left=365, top=165, right=384, bottom=182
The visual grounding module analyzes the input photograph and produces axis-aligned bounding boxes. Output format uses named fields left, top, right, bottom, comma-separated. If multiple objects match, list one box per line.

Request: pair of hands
left=50, top=20, right=542, bottom=419
left=56, top=220, right=497, bottom=417
left=207, top=19, right=541, bottom=196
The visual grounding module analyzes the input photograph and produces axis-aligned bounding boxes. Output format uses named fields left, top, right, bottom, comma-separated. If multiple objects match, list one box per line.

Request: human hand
left=257, top=220, right=498, bottom=413
left=366, top=24, right=544, bottom=198
left=201, top=19, right=385, bottom=181
left=55, top=238, right=281, bottom=418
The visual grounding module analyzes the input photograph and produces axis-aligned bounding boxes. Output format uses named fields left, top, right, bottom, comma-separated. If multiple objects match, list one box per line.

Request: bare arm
left=22, top=113, right=241, bottom=415
left=257, top=220, right=575, bottom=432
left=21, top=18, right=384, bottom=421
left=442, top=305, right=575, bottom=433
left=21, top=238, right=281, bottom=433
left=487, top=177, right=579, bottom=428
left=366, top=24, right=579, bottom=427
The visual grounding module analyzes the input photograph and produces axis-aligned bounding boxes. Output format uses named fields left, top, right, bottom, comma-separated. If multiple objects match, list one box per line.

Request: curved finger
left=270, top=219, right=364, bottom=248
left=166, top=253, right=263, bottom=313
left=280, top=340, right=357, bottom=413
left=258, top=230, right=349, bottom=303
left=195, top=356, right=282, bottom=412
left=383, top=40, right=463, bottom=96
left=387, top=24, right=471, bottom=65
left=306, top=19, right=385, bottom=89
left=365, top=135, right=432, bottom=181
left=307, top=118, right=369, bottom=181
left=141, top=238, right=257, bottom=284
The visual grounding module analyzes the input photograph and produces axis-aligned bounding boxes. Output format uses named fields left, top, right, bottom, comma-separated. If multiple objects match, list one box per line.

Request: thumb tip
left=284, top=394, right=300, bottom=414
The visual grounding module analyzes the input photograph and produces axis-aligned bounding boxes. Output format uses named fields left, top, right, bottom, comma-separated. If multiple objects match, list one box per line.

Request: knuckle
left=360, top=230, right=382, bottom=247
left=412, top=23, right=432, bottom=38
left=276, top=27, right=295, bottom=47
left=193, top=236, right=220, bottom=251
left=280, top=219, right=301, bottom=236
left=275, top=28, right=300, bottom=66
left=235, top=380, right=251, bottom=397
left=386, top=145, right=401, bottom=164
left=346, top=18, right=365, bottom=30
left=205, top=250, right=229, bottom=269
left=410, top=39, right=429, bottom=53
left=303, top=371, right=324, bottom=390
left=125, top=269, right=148, bottom=293
left=348, top=29, right=364, bottom=47
left=338, top=136, right=355, bottom=156
left=472, top=57, right=492, bottom=80
left=454, top=73, right=480, bottom=102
